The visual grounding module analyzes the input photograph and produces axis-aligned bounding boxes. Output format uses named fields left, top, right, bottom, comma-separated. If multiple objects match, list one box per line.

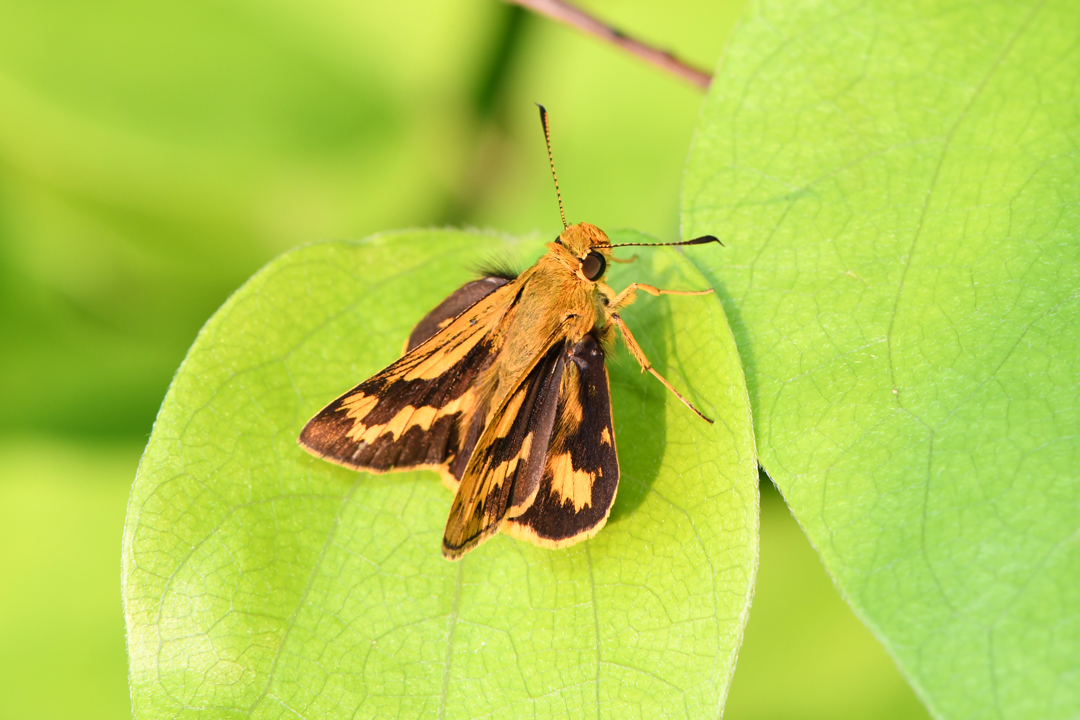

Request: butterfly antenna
left=537, top=104, right=568, bottom=229
left=596, top=235, right=724, bottom=249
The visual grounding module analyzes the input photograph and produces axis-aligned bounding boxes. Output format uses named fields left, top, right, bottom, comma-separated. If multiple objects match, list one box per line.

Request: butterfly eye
left=581, top=251, right=607, bottom=281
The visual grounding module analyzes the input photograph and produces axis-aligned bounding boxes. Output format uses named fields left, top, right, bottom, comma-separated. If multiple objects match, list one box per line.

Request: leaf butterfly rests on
left=299, top=106, right=721, bottom=560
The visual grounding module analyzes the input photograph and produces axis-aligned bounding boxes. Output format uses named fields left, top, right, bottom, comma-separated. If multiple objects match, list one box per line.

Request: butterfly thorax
left=477, top=224, right=613, bottom=423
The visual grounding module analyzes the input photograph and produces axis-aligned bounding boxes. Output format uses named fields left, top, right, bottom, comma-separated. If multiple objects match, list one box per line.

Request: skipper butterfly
left=299, top=106, right=719, bottom=559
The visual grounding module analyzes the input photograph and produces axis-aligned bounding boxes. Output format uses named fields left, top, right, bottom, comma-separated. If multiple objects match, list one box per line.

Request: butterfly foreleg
left=609, top=312, right=714, bottom=424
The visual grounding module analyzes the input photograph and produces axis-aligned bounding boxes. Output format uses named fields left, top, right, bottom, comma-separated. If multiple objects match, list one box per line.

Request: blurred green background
left=0, top=1, right=930, bottom=717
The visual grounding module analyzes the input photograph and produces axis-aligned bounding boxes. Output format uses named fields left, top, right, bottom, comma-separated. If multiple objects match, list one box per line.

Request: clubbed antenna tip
left=595, top=234, right=724, bottom=249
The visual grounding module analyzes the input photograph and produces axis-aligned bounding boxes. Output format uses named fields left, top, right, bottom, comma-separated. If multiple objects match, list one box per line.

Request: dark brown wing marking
left=441, top=340, right=568, bottom=559
left=298, top=281, right=514, bottom=482
left=504, top=333, right=619, bottom=549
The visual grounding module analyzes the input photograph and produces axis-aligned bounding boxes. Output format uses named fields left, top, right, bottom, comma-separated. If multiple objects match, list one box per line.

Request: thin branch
left=503, top=0, right=712, bottom=89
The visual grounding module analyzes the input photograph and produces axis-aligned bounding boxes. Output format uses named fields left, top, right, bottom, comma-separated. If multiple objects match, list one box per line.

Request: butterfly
left=298, top=105, right=719, bottom=560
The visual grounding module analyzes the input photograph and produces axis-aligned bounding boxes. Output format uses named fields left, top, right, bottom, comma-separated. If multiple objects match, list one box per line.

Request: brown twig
left=504, top=0, right=712, bottom=89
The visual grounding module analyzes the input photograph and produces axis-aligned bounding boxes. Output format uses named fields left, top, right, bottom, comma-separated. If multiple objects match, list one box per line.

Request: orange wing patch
left=546, top=453, right=597, bottom=512
left=343, top=391, right=477, bottom=446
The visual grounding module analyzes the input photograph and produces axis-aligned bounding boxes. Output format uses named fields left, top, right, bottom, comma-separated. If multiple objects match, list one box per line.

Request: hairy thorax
left=483, top=250, right=605, bottom=416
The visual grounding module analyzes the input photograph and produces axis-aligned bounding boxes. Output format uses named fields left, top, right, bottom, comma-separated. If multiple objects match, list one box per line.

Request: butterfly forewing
left=504, top=333, right=620, bottom=548
left=441, top=340, right=568, bottom=559
left=405, top=277, right=510, bottom=353
left=298, top=281, right=515, bottom=482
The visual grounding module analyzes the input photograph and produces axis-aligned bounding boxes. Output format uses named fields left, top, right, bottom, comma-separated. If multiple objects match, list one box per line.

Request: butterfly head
left=554, top=222, right=612, bottom=283
left=535, top=106, right=722, bottom=285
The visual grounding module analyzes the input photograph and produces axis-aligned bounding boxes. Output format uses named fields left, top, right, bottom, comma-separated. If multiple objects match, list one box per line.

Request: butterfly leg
left=609, top=313, right=714, bottom=423
left=608, top=253, right=639, bottom=264
left=602, top=282, right=713, bottom=313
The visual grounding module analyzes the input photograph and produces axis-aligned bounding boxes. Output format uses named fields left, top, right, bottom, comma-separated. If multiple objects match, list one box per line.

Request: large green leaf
left=122, top=229, right=757, bottom=719
left=684, top=1, right=1080, bottom=719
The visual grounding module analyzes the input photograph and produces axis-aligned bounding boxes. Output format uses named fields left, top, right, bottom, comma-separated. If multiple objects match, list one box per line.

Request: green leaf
left=684, top=2, right=1080, bottom=719
left=122, top=229, right=757, bottom=719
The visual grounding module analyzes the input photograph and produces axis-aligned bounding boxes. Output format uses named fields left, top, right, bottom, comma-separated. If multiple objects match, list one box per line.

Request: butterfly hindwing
left=441, top=340, right=568, bottom=559
left=504, top=332, right=620, bottom=548
left=298, top=279, right=514, bottom=483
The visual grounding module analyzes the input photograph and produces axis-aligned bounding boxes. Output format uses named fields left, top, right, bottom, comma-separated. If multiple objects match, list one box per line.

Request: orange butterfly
left=300, top=106, right=718, bottom=559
